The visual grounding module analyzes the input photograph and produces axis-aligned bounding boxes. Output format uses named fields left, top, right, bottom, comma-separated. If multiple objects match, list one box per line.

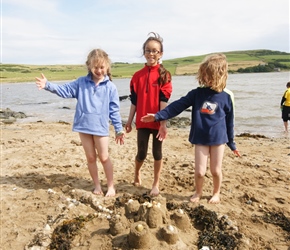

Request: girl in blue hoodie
left=35, top=49, right=124, bottom=197
left=141, top=53, right=240, bottom=204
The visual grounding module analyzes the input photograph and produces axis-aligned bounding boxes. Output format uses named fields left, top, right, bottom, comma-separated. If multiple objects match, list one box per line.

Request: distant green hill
left=1, top=49, right=289, bottom=83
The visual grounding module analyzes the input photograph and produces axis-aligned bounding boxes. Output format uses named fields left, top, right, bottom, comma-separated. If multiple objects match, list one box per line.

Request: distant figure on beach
left=141, top=53, right=241, bottom=204
left=35, top=48, right=125, bottom=197
left=125, top=32, right=172, bottom=196
left=280, top=81, right=290, bottom=133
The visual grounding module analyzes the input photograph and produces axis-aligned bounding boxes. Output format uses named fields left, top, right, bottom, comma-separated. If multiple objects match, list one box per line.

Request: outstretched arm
left=35, top=73, right=47, bottom=90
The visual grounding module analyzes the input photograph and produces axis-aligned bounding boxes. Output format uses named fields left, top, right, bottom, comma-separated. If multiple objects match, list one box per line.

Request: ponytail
left=158, top=64, right=171, bottom=85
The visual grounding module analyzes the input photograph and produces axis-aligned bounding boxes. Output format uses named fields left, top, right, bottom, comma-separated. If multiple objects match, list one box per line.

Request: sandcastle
left=108, top=194, right=191, bottom=248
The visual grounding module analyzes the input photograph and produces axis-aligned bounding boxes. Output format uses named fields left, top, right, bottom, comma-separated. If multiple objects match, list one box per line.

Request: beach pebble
left=168, top=225, right=175, bottom=232
left=43, top=224, right=51, bottom=234
left=147, top=203, right=153, bottom=208
left=68, top=203, right=75, bottom=209
left=178, top=208, right=184, bottom=214
left=47, top=188, right=55, bottom=194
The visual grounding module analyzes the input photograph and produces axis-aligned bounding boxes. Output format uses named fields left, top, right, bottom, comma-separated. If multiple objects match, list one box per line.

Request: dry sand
left=1, top=122, right=290, bottom=250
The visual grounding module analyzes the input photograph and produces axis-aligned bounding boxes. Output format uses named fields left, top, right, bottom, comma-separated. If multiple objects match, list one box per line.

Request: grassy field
left=1, top=49, right=289, bottom=83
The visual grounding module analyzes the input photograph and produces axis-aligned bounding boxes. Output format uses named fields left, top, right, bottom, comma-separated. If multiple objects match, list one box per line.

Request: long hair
left=86, top=49, right=112, bottom=81
left=196, top=53, right=228, bottom=92
left=142, top=32, right=171, bottom=85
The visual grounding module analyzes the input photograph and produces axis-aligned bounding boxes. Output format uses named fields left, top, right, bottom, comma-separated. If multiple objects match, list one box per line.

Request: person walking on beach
left=280, top=81, right=290, bottom=133
left=141, top=53, right=240, bottom=204
left=125, top=32, right=172, bottom=196
left=35, top=48, right=125, bottom=197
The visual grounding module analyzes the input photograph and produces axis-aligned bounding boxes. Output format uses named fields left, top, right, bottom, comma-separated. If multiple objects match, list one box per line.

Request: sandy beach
left=1, top=122, right=290, bottom=249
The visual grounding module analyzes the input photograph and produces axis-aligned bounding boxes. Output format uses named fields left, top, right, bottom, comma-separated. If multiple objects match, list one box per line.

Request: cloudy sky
left=2, top=0, right=289, bottom=65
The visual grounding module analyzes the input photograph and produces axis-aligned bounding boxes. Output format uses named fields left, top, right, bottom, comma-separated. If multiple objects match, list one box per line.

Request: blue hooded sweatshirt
left=45, top=74, right=123, bottom=136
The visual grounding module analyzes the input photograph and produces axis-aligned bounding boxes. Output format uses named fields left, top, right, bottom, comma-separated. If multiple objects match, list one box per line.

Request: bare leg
left=79, top=133, right=103, bottom=195
left=150, top=159, right=162, bottom=196
left=94, top=136, right=115, bottom=197
left=284, top=121, right=288, bottom=132
left=190, top=145, right=209, bottom=202
left=134, top=129, right=150, bottom=187
left=134, top=159, right=143, bottom=186
left=208, top=144, right=225, bottom=204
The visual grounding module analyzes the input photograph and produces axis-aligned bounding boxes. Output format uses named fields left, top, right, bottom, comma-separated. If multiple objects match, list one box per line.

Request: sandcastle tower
left=124, top=199, right=140, bottom=219
left=160, top=224, right=179, bottom=244
left=171, top=208, right=192, bottom=231
left=109, top=214, right=127, bottom=236
left=128, top=221, right=151, bottom=249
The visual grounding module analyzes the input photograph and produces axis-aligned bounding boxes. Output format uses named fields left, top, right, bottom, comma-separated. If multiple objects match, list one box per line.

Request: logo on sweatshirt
left=200, top=101, right=217, bottom=115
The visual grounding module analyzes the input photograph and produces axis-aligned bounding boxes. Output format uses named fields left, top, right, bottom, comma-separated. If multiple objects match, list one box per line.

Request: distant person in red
left=125, top=32, right=172, bottom=196
left=280, top=81, right=290, bottom=132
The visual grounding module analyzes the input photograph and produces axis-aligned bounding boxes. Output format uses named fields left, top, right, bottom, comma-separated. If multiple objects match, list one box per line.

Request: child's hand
left=157, top=124, right=167, bottom=141
left=115, top=131, right=125, bottom=145
left=141, top=114, right=156, bottom=123
left=233, top=149, right=241, bottom=157
left=35, top=73, right=47, bottom=90
left=125, top=123, right=132, bottom=133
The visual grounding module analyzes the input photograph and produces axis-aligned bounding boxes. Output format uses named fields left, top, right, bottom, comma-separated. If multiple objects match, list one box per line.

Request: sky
left=1, top=0, right=289, bottom=65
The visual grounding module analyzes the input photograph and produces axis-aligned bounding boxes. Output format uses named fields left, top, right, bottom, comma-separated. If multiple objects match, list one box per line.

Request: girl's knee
left=136, top=151, right=147, bottom=161
left=211, top=170, right=221, bottom=177
left=195, top=172, right=205, bottom=178
left=136, top=155, right=146, bottom=162
left=153, top=152, right=162, bottom=161
left=98, top=155, right=109, bottom=164
left=86, top=155, right=97, bottom=164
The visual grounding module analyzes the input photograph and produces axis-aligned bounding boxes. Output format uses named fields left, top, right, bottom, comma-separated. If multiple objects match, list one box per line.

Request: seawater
left=1, top=71, right=290, bottom=138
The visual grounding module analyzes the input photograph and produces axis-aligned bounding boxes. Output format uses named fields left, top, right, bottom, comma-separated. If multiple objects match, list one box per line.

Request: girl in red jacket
left=125, top=32, right=172, bottom=196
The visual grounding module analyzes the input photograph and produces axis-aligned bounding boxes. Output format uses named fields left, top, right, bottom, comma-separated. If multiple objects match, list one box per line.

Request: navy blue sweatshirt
left=155, top=87, right=237, bottom=151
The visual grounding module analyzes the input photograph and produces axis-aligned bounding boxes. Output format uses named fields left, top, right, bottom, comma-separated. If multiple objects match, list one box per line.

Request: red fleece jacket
left=130, top=64, right=172, bottom=130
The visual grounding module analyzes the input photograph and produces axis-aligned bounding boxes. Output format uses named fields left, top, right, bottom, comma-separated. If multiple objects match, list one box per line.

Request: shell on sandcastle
left=171, top=209, right=191, bottom=231
left=161, top=225, right=179, bottom=244
left=128, top=221, right=151, bottom=249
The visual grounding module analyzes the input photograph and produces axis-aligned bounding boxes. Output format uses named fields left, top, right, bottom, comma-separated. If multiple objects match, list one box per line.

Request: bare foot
left=92, top=187, right=104, bottom=196
left=133, top=174, right=142, bottom=186
left=150, top=186, right=159, bottom=196
left=208, top=194, right=220, bottom=204
left=132, top=181, right=142, bottom=187
left=105, top=186, right=116, bottom=197
left=190, top=193, right=201, bottom=203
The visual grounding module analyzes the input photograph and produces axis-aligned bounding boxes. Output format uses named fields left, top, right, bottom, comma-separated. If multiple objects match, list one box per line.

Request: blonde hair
left=196, top=53, right=228, bottom=92
left=86, top=49, right=112, bottom=81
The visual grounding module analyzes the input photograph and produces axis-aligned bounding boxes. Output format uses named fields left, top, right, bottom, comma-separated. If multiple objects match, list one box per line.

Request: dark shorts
left=282, top=106, right=290, bottom=121
left=136, top=128, right=163, bottom=161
